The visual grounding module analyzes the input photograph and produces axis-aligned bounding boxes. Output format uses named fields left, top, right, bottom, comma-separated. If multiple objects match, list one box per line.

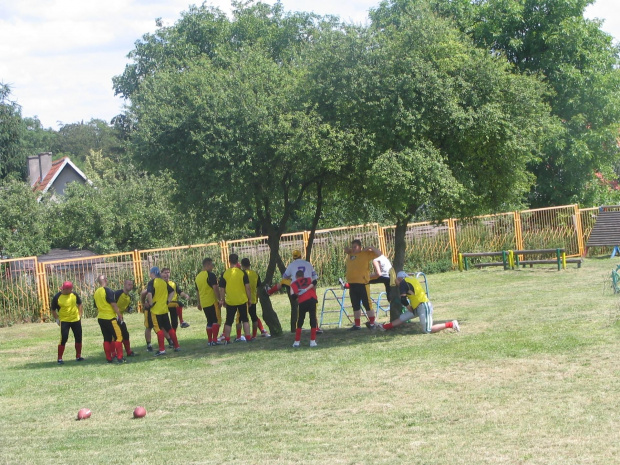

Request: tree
left=0, top=179, right=50, bottom=258
left=431, top=0, right=620, bottom=207
left=21, top=117, right=57, bottom=158
left=0, top=84, right=27, bottom=180
left=52, top=119, right=125, bottom=166
left=114, top=3, right=355, bottom=335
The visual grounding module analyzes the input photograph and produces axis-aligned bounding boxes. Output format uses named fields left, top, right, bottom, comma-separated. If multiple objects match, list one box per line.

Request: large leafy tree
left=0, top=84, right=28, bottom=180
left=114, top=2, right=354, bottom=335
left=432, top=0, right=620, bottom=207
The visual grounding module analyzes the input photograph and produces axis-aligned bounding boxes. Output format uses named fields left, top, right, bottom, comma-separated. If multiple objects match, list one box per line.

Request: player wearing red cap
left=50, top=281, right=84, bottom=364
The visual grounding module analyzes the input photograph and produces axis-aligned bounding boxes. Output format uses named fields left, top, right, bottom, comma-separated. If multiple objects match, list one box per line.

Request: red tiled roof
left=33, top=157, right=68, bottom=192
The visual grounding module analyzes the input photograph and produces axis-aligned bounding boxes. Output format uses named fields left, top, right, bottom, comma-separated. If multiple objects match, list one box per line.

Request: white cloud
left=0, top=0, right=616, bottom=130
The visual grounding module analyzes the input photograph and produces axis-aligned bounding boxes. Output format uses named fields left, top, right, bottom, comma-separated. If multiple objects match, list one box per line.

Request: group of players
left=50, top=239, right=459, bottom=364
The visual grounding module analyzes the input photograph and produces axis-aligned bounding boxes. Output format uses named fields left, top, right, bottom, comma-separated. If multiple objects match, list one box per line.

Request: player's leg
left=169, top=307, right=179, bottom=330
left=58, top=321, right=71, bottom=363
left=204, top=305, right=217, bottom=345
left=72, top=321, right=84, bottom=361
left=293, top=301, right=306, bottom=347
left=424, top=302, right=459, bottom=333
left=98, top=319, right=115, bottom=362
left=178, top=305, right=189, bottom=328
left=361, top=283, right=376, bottom=327
left=309, top=300, right=318, bottom=347
left=150, top=313, right=166, bottom=354
left=213, top=302, right=222, bottom=341
left=348, top=284, right=363, bottom=330
left=160, top=314, right=180, bottom=350
left=235, top=310, right=243, bottom=341
left=144, top=310, right=153, bottom=351
left=120, top=319, right=136, bottom=356
left=222, top=305, right=237, bottom=344
left=239, top=303, right=251, bottom=341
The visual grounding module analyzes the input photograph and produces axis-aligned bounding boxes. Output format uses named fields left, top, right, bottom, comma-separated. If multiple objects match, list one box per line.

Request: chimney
left=27, top=156, right=40, bottom=186
left=38, top=152, right=52, bottom=181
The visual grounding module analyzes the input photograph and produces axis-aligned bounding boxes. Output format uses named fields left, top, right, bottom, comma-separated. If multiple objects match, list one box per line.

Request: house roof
left=32, top=156, right=90, bottom=194
left=37, top=248, right=98, bottom=263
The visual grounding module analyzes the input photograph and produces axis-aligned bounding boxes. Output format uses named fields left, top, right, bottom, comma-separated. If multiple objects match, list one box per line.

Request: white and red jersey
left=290, top=277, right=318, bottom=304
left=282, top=259, right=318, bottom=282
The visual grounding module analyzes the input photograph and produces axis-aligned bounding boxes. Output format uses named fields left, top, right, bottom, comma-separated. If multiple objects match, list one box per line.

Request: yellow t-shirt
left=51, top=292, right=81, bottom=322
left=221, top=267, right=249, bottom=306
left=345, top=250, right=376, bottom=284
left=115, top=290, right=132, bottom=314
left=245, top=269, right=259, bottom=304
left=167, top=281, right=179, bottom=308
left=195, top=270, right=218, bottom=307
left=94, top=287, right=117, bottom=320
left=401, top=276, right=429, bottom=309
left=147, top=278, right=173, bottom=315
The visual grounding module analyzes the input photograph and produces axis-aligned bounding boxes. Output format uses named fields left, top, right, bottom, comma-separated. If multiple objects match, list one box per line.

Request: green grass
left=2, top=258, right=620, bottom=464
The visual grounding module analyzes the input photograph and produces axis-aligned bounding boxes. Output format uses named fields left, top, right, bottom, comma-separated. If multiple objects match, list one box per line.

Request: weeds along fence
left=0, top=203, right=612, bottom=325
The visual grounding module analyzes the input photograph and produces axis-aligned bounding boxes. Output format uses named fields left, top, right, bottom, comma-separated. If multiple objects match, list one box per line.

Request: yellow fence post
left=448, top=218, right=458, bottom=266
left=573, top=204, right=585, bottom=257
left=220, top=240, right=229, bottom=269
left=514, top=211, right=524, bottom=252
left=377, top=224, right=387, bottom=256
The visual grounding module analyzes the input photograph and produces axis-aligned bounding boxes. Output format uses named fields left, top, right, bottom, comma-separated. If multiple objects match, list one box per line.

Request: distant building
left=28, top=152, right=90, bottom=198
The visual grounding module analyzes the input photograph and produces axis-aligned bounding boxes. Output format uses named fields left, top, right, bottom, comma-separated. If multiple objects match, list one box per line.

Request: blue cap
left=150, top=266, right=161, bottom=277
left=397, top=271, right=408, bottom=279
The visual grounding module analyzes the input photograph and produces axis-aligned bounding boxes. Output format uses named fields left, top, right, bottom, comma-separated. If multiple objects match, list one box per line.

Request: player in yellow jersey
left=50, top=281, right=84, bottom=364
left=195, top=258, right=221, bottom=346
left=94, top=275, right=125, bottom=363
left=161, top=267, right=191, bottom=331
left=377, top=271, right=459, bottom=333
left=114, top=279, right=138, bottom=357
left=241, top=258, right=270, bottom=338
left=218, top=254, right=252, bottom=345
left=344, top=239, right=381, bottom=330
left=145, top=266, right=178, bottom=356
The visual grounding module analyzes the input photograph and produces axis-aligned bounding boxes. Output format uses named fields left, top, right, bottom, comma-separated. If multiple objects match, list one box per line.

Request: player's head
left=292, top=249, right=302, bottom=259
left=241, top=257, right=251, bottom=269
left=351, top=239, right=362, bottom=253
left=296, top=270, right=304, bottom=279
left=202, top=258, right=213, bottom=271
left=160, top=267, right=171, bottom=280
left=229, top=253, right=239, bottom=265
left=123, top=279, right=134, bottom=293
left=97, top=275, right=107, bottom=286
left=396, top=271, right=408, bottom=283
left=60, top=281, right=73, bottom=295
left=149, top=266, right=161, bottom=279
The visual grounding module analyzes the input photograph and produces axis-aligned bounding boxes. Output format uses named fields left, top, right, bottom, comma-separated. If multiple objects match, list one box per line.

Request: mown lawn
left=1, top=257, right=619, bottom=465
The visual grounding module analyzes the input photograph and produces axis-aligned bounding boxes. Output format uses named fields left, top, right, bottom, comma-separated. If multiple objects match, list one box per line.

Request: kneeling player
left=378, top=272, right=459, bottom=333
left=290, top=270, right=318, bottom=347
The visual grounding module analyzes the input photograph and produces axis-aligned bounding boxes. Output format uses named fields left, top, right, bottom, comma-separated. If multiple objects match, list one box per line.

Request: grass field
left=1, top=258, right=620, bottom=465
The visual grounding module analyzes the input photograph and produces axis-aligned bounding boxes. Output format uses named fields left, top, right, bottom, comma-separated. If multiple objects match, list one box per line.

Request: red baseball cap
left=61, top=281, right=73, bottom=290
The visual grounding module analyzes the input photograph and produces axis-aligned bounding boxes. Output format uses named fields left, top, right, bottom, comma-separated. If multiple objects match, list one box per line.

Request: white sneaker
left=452, top=320, right=460, bottom=332
left=292, top=341, right=300, bottom=348
left=235, top=336, right=247, bottom=342
left=309, top=340, right=317, bottom=347
left=217, top=335, right=225, bottom=342
left=376, top=323, right=385, bottom=331
left=261, top=331, right=271, bottom=338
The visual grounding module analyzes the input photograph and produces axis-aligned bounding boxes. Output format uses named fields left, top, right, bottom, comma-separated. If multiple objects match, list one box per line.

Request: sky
left=0, top=0, right=618, bottom=130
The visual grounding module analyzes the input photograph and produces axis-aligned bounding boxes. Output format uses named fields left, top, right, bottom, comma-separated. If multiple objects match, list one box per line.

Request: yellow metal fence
left=0, top=203, right=615, bottom=324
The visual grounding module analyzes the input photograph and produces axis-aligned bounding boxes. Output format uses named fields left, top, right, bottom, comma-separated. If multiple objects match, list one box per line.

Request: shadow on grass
left=13, top=319, right=465, bottom=370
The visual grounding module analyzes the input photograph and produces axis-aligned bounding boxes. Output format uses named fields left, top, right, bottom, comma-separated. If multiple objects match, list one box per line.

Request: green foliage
left=0, top=179, right=50, bottom=258
left=0, top=84, right=28, bottom=180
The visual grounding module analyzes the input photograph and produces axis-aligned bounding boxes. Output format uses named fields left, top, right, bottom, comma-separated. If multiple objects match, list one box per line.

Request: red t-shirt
left=290, top=277, right=317, bottom=304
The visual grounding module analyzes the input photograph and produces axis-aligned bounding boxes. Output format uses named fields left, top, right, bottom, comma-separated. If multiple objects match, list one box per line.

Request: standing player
left=94, top=275, right=125, bottom=363
left=344, top=240, right=381, bottom=330
left=369, top=253, right=393, bottom=295
left=161, top=267, right=191, bottom=330
left=144, top=266, right=179, bottom=356
left=241, top=258, right=270, bottom=338
left=290, top=270, right=319, bottom=347
left=114, top=279, right=138, bottom=357
left=50, top=281, right=84, bottom=364
left=377, top=271, right=459, bottom=333
left=218, top=254, right=252, bottom=345
left=266, top=249, right=318, bottom=295
left=195, top=258, right=221, bottom=346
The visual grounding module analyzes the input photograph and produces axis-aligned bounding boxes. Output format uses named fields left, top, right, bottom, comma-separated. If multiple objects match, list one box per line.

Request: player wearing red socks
left=218, top=254, right=252, bottom=344
left=161, top=267, right=191, bottom=331
left=94, top=275, right=125, bottom=363
left=114, top=279, right=138, bottom=357
left=241, top=258, right=270, bottom=338
left=290, top=270, right=319, bottom=347
left=377, top=271, right=460, bottom=334
left=195, top=258, right=221, bottom=346
left=50, top=281, right=84, bottom=364
left=344, top=240, right=381, bottom=330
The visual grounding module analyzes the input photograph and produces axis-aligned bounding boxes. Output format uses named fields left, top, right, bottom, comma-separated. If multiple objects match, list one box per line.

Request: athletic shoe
left=75, top=357, right=85, bottom=362
left=316, top=328, right=323, bottom=334
left=127, top=351, right=138, bottom=357
left=235, top=336, right=247, bottom=343
left=116, top=358, right=127, bottom=364
left=155, top=350, right=166, bottom=356
left=309, top=340, right=318, bottom=348
left=452, top=320, right=460, bottom=332
left=376, top=323, right=385, bottom=331
left=146, top=344, right=153, bottom=352
left=222, top=340, right=231, bottom=346
left=57, top=359, right=64, bottom=365
left=218, top=335, right=226, bottom=342
left=107, top=359, right=114, bottom=364
left=261, top=331, right=271, bottom=338
left=365, top=321, right=377, bottom=330
left=180, top=322, right=190, bottom=328
left=174, top=347, right=182, bottom=352
left=348, top=325, right=362, bottom=331
left=167, top=340, right=174, bottom=349
left=292, top=341, right=300, bottom=348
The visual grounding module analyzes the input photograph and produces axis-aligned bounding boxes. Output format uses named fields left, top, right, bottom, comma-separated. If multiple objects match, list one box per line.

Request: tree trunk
left=260, top=233, right=284, bottom=337
left=305, top=181, right=323, bottom=260
left=390, top=219, right=409, bottom=321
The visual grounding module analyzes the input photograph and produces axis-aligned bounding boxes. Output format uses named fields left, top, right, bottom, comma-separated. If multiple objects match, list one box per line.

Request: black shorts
left=202, top=304, right=218, bottom=326
left=348, top=283, right=373, bottom=312
left=98, top=318, right=123, bottom=343
left=225, top=303, right=248, bottom=326
left=59, top=320, right=83, bottom=345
